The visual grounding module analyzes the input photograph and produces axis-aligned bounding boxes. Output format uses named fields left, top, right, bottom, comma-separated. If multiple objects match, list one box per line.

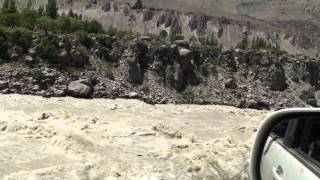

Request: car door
left=260, top=119, right=320, bottom=180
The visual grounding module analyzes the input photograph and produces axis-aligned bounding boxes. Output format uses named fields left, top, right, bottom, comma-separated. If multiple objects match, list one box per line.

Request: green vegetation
left=30, top=68, right=46, bottom=82
left=236, top=36, right=287, bottom=55
left=159, top=30, right=168, bottom=40
left=46, top=0, right=58, bottom=19
left=106, top=26, right=134, bottom=39
left=0, top=0, right=105, bottom=61
left=199, top=36, right=223, bottom=53
left=0, top=0, right=104, bottom=34
left=169, top=33, right=184, bottom=42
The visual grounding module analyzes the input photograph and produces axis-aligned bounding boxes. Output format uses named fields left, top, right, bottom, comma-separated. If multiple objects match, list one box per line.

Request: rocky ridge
left=1, top=32, right=320, bottom=110
left=1, top=0, right=319, bottom=56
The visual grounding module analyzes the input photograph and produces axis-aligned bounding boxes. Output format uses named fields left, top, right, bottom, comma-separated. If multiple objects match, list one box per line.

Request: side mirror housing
left=250, top=108, right=320, bottom=180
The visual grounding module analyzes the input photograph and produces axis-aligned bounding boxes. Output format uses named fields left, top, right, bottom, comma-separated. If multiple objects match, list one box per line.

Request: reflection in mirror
left=260, top=117, right=320, bottom=180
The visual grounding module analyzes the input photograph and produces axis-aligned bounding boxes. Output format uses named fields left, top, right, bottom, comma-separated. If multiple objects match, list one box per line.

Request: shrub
left=39, top=35, right=58, bottom=62
left=199, top=36, right=222, bottom=53
left=0, top=13, right=21, bottom=26
left=30, top=69, right=46, bottom=82
left=70, top=18, right=84, bottom=32
left=159, top=30, right=168, bottom=40
left=84, top=20, right=103, bottom=33
left=2, top=0, right=17, bottom=13
left=76, top=30, right=92, bottom=47
left=37, top=6, right=44, bottom=17
left=7, top=27, right=32, bottom=50
left=236, top=36, right=249, bottom=50
left=0, top=26, right=8, bottom=59
left=37, top=16, right=57, bottom=32
left=46, top=0, right=58, bottom=19
left=169, top=33, right=184, bottom=41
left=20, top=8, right=38, bottom=29
left=56, top=16, right=71, bottom=33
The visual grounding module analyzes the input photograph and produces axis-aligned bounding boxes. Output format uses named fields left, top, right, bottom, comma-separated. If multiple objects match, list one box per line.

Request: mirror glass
left=260, top=117, right=320, bottom=180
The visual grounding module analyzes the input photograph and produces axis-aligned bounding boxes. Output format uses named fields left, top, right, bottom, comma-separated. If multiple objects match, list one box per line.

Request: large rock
left=129, top=0, right=143, bottom=9
left=269, top=65, right=288, bottom=91
left=67, top=79, right=92, bottom=98
left=102, top=1, right=111, bottom=12
left=143, top=9, right=154, bottom=22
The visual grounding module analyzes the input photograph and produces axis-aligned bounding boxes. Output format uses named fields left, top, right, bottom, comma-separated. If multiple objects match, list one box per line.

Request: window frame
left=275, top=119, right=320, bottom=178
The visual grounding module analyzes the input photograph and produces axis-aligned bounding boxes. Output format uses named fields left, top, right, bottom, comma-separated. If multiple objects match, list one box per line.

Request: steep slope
left=0, top=0, right=319, bottom=56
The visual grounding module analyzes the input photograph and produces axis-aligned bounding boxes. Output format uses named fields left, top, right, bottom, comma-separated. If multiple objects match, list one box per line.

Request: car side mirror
left=250, top=109, right=320, bottom=180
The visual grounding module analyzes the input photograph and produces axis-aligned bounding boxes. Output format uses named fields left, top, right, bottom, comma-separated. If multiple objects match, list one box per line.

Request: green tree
left=0, top=26, right=8, bottom=59
left=236, top=36, right=249, bottom=50
left=0, top=13, right=21, bottom=26
left=46, top=0, right=58, bottom=19
left=68, top=9, right=74, bottom=18
left=159, top=30, right=168, bottom=40
left=84, top=20, right=103, bottom=33
left=7, top=27, right=33, bottom=50
left=21, top=8, right=38, bottom=29
left=56, top=16, right=71, bottom=33
left=1, top=0, right=9, bottom=12
left=37, top=6, right=44, bottom=16
left=39, top=35, right=58, bottom=62
left=37, top=16, right=56, bottom=33
left=8, top=0, right=17, bottom=13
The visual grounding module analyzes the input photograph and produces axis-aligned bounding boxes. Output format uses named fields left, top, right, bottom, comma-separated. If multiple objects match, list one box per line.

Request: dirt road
left=0, top=94, right=268, bottom=179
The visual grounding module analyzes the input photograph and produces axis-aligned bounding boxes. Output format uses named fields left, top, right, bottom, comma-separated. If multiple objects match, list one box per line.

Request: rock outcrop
left=1, top=32, right=320, bottom=110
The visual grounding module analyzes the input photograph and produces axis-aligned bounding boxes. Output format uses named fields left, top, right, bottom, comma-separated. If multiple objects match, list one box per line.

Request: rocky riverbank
left=0, top=32, right=320, bottom=110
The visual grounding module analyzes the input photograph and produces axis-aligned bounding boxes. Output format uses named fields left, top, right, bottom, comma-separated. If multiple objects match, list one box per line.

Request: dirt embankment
left=0, top=94, right=268, bottom=179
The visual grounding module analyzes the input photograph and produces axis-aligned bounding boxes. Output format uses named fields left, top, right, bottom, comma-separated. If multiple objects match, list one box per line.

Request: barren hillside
left=1, top=0, right=319, bottom=56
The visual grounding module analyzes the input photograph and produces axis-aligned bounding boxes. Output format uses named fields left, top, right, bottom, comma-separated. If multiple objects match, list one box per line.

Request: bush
left=169, top=33, right=184, bottom=41
left=30, top=69, right=46, bottom=82
left=20, top=8, right=38, bottom=29
left=39, top=35, right=58, bottom=62
left=56, top=16, right=71, bottom=33
left=236, top=36, right=249, bottom=50
left=0, top=26, right=8, bottom=59
left=76, top=30, right=92, bottom=47
left=7, top=27, right=32, bottom=50
left=159, top=30, right=168, bottom=40
left=46, top=0, right=58, bottom=19
left=199, top=36, right=222, bottom=53
left=37, top=16, right=57, bottom=32
left=0, top=13, right=21, bottom=26
left=84, top=20, right=104, bottom=33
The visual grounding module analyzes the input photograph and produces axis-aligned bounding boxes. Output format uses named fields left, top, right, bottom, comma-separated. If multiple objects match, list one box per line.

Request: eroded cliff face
left=1, top=0, right=319, bottom=56
left=1, top=31, right=320, bottom=110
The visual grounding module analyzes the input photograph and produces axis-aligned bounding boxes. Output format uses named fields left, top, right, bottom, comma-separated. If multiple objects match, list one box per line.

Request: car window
left=280, top=118, right=320, bottom=169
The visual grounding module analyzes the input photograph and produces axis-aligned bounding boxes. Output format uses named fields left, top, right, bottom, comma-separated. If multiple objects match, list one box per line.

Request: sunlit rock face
left=1, top=0, right=320, bottom=56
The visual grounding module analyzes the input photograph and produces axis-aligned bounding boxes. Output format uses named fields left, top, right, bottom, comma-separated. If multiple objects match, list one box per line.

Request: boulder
left=123, top=6, right=130, bottom=16
left=269, top=65, right=288, bottom=91
left=127, top=58, right=143, bottom=84
left=28, top=48, right=37, bottom=56
left=67, top=80, right=92, bottom=98
left=101, top=1, right=111, bottom=12
left=128, top=91, right=140, bottom=98
left=143, top=9, right=154, bottom=22
left=24, top=56, right=34, bottom=63
left=171, top=17, right=182, bottom=34
left=129, top=0, right=143, bottom=9
left=224, top=78, right=237, bottom=89
left=139, top=36, right=151, bottom=41
left=0, top=81, right=8, bottom=90
left=179, top=48, right=191, bottom=56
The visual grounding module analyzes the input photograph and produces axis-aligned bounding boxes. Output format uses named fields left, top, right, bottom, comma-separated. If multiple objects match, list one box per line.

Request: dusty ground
left=0, top=94, right=268, bottom=180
